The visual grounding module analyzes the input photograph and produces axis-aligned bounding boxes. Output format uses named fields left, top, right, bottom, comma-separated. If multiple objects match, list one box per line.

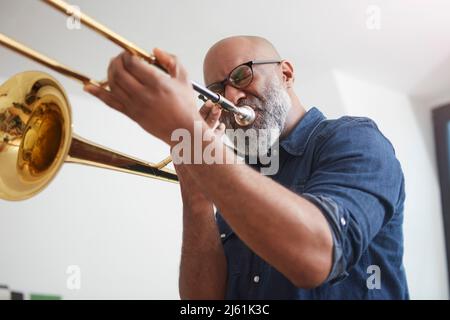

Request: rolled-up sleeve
left=301, top=119, right=404, bottom=284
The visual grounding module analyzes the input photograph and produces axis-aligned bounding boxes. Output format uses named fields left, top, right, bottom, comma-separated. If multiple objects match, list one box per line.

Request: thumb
left=214, top=122, right=226, bottom=137
left=153, top=47, right=188, bottom=81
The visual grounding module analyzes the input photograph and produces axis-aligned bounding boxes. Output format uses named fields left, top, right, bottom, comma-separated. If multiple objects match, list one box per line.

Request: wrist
left=167, top=112, right=205, bottom=148
left=170, top=118, right=230, bottom=165
left=183, top=196, right=214, bottom=216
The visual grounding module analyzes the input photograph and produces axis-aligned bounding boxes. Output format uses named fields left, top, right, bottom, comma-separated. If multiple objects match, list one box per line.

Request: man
left=85, top=36, right=409, bottom=299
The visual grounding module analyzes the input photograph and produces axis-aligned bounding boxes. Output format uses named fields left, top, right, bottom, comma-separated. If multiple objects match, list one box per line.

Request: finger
left=84, top=84, right=126, bottom=114
left=214, top=122, right=226, bottom=137
left=107, top=54, right=133, bottom=103
left=205, top=104, right=222, bottom=128
left=199, top=101, right=221, bottom=128
left=108, top=53, right=148, bottom=110
left=199, top=100, right=215, bottom=119
left=122, top=51, right=167, bottom=88
left=117, top=52, right=147, bottom=93
left=153, top=47, right=188, bottom=81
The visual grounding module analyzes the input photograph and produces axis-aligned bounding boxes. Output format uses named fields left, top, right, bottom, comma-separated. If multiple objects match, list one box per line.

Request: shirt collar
left=280, top=107, right=326, bottom=156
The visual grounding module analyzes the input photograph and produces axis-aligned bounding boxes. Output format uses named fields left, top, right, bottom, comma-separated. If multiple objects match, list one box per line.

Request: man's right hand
left=173, top=101, right=225, bottom=210
left=177, top=101, right=228, bottom=299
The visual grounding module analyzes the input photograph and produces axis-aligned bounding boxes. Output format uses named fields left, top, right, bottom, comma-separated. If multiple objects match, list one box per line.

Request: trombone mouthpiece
left=234, top=105, right=256, bottom=127
left=195, top=89, right=256, bottom=126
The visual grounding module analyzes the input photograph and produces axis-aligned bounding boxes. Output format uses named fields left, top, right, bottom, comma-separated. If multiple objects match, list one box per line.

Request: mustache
left=235, top=93, right=266, bottom=112
left=237, top=100, right=264, bottom=112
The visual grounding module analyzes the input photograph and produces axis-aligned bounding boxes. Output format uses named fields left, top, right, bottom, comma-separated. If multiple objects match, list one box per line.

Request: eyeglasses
left=206, top=59, right=282, bottom=96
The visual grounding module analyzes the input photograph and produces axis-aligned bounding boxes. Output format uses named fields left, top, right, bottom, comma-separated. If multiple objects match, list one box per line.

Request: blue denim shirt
left=216, top=107, right=409, bottom=299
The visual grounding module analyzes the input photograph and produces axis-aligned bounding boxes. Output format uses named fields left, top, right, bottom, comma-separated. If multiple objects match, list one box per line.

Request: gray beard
left=223, top=77, right=292, bottom=158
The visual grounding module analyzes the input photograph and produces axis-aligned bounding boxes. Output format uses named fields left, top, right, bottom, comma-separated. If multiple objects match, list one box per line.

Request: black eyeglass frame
left=206, top=59, right=282, bottom=95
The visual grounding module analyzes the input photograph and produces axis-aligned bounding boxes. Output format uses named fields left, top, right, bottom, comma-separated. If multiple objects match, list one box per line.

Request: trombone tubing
left=0, top=33, right=96, bottom=86
left=41, top=0, right=252, bottom=120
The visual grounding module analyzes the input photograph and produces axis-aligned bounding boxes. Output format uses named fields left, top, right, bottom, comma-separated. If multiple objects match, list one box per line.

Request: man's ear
left=280, top=60, right=295, bottom=88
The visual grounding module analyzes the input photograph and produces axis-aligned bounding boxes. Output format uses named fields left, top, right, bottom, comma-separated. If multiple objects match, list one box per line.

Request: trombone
left=0, top=0, right=257, bottom=201
left=0, top=0, right=256, bottom=201
left=40, top=0, right=256, bottom=127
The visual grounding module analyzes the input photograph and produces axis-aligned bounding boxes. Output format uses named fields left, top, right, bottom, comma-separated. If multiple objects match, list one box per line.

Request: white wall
left=333, top=71, right=449, bottom=299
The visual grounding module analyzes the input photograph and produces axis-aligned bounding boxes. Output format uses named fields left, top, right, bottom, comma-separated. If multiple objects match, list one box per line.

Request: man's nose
left=224, top=84, right=246, bottom=105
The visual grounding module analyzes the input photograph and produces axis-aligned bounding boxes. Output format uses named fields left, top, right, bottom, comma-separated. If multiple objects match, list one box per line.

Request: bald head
left=203, top=36, right=281, bottom=86
left=202, top=35, right=304, bottom=144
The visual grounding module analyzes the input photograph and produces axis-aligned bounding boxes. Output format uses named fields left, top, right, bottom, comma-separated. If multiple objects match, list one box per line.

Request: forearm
left=181, top=127, right=333, bottom=288
left=177, top=166, right=227, bottom=299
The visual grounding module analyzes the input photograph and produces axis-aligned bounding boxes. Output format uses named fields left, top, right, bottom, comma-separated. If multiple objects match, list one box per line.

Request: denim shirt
left=215, top=107, right=409, bottom=299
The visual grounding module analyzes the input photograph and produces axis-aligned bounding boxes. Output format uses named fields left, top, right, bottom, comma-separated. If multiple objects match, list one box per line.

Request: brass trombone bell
left=0, top=71, right=178, bottom=201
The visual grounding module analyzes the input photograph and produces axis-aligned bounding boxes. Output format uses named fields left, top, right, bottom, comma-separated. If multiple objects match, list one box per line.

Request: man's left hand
left=84, top=48, right=202, bottom=145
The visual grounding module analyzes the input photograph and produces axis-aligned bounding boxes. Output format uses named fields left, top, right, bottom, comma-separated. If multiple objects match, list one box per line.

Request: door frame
left=433, top=103, right=450, bottom=287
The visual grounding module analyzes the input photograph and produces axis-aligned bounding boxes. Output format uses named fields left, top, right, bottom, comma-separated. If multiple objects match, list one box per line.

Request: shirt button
left=340, top=217, right=346, bottom=226
left=253, top=275, right=260, bottom=283
left=220, top=233, right=226, bottom=239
